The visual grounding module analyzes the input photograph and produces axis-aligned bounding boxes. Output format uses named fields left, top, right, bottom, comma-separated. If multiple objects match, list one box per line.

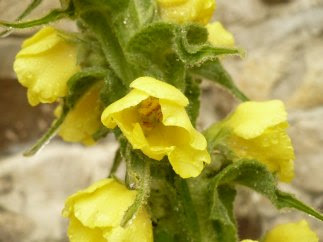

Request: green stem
left=174, top=177, right=202, bottom=242
left=108, top=148, right=122, bottom=178
left=0, top=8, right=72, bottom=29
left=121, top=156, right=151, bottom=227
left=0, top=0, right=43, bottom=37
left=23, top=110, right=67, bottom=157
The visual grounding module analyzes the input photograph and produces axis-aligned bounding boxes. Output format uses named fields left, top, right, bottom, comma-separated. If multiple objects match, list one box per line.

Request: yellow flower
left=208, top=100, right=295, bottom=182
left=242, top=220, right=318, bottom=242
left=157, top=0, right=215, bottom=25
left=263, top=220, right=318, bottom=242
left=14, top=26, right=80, bottom=106
left=55, top=82, right=103, bottom=145
left=101, top=77, right=210, bottom=178
left=206, top=21, right=235, bottom=48
left=62, top=178, right=153, bottom=242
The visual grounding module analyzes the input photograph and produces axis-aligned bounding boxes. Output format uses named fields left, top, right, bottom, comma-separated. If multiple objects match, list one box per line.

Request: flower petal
left=130, top=77, right=188, bottom=107
left=72, top=180, right=136, bottom=228
left=14, top=27, right=80, bottom=106
left=226, top=100, right=287, bottom=139
left=103, top=209, right=153, bottom=242
left=62, top=179, right=114, bottom=218
left=57, top=82, right=102, bottom=145
left=160, top=99, right=207, bottom=150
left=67, top=216, right=106, bottom=242
left=263, top=220, right=318, bottom=242
left=157, top=0, right=215, bottom=25
left=17, top=27, right=61, bottom=56
left=229, top=122, right=295, bottom=182
left=101, top=89, right=149, bottom=128
left=206, top=21, right=235, bottom=48
left=168, top=146, right=210, bottom=178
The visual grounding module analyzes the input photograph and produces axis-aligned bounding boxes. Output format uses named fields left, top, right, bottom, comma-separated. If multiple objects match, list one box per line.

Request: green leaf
left=185, top=76, right=201, bottom=126
left=127, top=22, right=186, bottom=90
left=175, top=24, right=242, bottom=67
left=191, top=59, right=249, bottom=101
left=0, top=4, right=73, bottom=29
left=77, top=9, right=134, bottom=84
left=211, top=185, right=238, bottom=242
left=118, top=137, right=151, bottom=227
left=65, top=67, right=108, bottom=109
left=73, top=0, right=158, bottom=84
left=212, top=160, right=323, bottom=221
left=174, top=178, right=202, bottom=242
left=100, top=69, right=128, bottom=106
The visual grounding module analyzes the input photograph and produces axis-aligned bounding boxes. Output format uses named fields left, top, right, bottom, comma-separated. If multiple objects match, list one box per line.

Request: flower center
left=137, top=97, right=163, bottom=131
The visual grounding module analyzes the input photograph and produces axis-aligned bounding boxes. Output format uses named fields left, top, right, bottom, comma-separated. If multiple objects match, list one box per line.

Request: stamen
left=138, top=97, right=163, bottom=131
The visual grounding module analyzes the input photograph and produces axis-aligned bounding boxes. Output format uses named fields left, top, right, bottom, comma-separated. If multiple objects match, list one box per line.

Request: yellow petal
left=130, top=77, right=188, bottom=106
left=229, top=122, right=295, bottom=182
left=72, top=180, right=136, bottom=228
left=101, top=89, right=149, bottom=128
left=57, top=82, right=103, bottom=145
left=157, top=0, right=187, bottom=7
left=103, top=209, right=153, bottom=242
left=14, top=27, right=80, bottom=106
left=157, top=0, right=215, bottom=25
left=168, top=146, right=211, bottom=178
left=226, top=100, right=287, bottom=139
left=67, top=216, right=106, bottom=242
left=63, top=179, right=114, bottom=218
left=16, top=27, right=61, bottom=56
left=206, top=21, right=235, bottom=48
left=160, top=99, right=207, bottom=150
left=241, top=240, right=258, bottom=242
left=263, top=220, right=319, bottom=242
left=63, top=178, right=153, bottom=242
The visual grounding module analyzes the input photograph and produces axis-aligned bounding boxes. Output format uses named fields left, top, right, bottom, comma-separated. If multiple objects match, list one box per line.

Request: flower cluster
left=10, top=0, right=320, bottom=241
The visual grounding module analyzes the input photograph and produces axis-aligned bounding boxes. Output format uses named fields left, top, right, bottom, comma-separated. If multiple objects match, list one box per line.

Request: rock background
left=0, top=0, right=322, bottom=241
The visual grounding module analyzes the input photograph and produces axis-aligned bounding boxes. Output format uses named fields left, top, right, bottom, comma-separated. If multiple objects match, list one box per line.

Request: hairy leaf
left=191, top=59, right=248, bottom=101
left=127, top=22, right=186, bottom=90
left=175, top=24, right=242, bottom=67
left=212, top=160, right=323, bottom=221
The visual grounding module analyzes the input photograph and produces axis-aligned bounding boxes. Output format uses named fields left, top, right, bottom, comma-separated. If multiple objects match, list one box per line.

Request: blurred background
left=0, top=0, right=322, bottom=241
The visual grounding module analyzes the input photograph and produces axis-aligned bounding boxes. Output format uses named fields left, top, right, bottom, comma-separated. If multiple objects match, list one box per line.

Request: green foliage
left=175, top=24, right=241, bottom=67
left=118, top=135, right=152, bottom=227
left=127, top=22, right=186, bottom=90
left=65, top=67, right=108, bottom=108
left=191, top=59, right=249, bottom=101
left=211, top=160, right=323, bottom=221
left=185, top=76, right=201, bottom=126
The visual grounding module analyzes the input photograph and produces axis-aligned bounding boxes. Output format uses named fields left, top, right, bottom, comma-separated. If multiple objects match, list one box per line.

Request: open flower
left=206, top=21, right=235, bottom=48
left=207, top=100, right=295, bottom=182
left=157, top=0, right=216, bottom=25
left=14, top=26, right=80, bottom=106
left=241, top=220, right=318, bottom=242
left=62, top=178, right=153, bottom=242
left=101, top=77, right=210, bottom=178
left=55, top=82, right=103, bottom=145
